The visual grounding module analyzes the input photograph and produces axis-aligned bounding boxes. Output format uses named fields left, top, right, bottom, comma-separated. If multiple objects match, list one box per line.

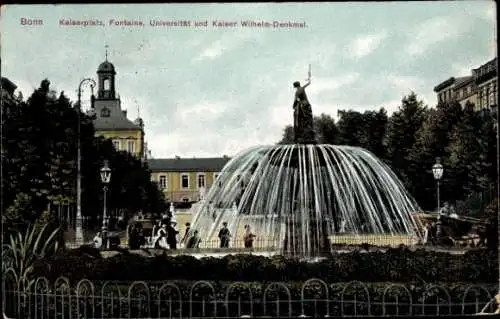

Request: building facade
left=148, top=156, right=230, bottom=203
left=434, top=57, right=497, bottom=111
left=89, top=59, right=146, bottom=160
left=474, top=58, right=498, bottom=110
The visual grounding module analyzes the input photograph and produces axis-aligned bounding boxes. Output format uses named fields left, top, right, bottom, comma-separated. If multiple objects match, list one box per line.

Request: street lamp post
left=75, top=78, right=96, bottom=246
left=432, top=158, right=444, bottom=244
left=100, top=160, right=112, bottom=249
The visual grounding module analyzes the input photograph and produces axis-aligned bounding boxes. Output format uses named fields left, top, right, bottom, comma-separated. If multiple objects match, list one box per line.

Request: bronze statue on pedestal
left=293, top=64, right=316, bottom=144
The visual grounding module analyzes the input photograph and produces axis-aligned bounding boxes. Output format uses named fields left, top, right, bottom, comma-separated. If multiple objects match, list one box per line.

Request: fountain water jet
left=190, top=71, right=422, bottom=259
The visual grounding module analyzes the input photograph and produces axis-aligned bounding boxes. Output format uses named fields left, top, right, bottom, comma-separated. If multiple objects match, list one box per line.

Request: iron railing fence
left=2, top=273, right=497, bottom=318
left=64, top=234, right=421, bottom=250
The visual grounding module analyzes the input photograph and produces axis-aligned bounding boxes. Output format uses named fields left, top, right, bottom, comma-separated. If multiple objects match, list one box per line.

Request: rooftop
left=1, top=77, right=17, bottom=95
left=97, top=61, right=116, bottom=73
left=433, top=77, right=455, bottom=92
left=93, top=114, right=141, bottom=131
left=147, top=157, right=231, bottom=172
left=454, top=76, right=474, bottom=89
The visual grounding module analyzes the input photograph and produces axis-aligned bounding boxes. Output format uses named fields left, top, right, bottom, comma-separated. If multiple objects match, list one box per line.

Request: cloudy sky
left=1, top=2, right=496, bottom=158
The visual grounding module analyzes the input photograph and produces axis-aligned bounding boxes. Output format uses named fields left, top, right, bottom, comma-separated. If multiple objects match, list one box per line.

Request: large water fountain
left=190, top=72, right=422, bottom=259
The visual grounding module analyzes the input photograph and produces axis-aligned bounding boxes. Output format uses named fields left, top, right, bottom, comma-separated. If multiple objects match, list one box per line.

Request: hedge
left=36, top=247, right=498, bottom=283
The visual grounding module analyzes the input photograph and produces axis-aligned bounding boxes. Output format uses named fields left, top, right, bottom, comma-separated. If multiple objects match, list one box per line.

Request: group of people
left=217, top=222, right=256, bottom=248
left=93, top=214, right=258, bottom=250
left=128, top=222, right=146, bottom=249
left=148, top=220, right=257, bottom=249
left=150, top=219, right=204, bottom=249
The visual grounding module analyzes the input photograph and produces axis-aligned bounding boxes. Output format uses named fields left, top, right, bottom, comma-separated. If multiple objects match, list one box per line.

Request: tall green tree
left=406, top=100, right=463, bottom=209
left=385, top=92, right=429, bottom=187
left=359, top=108, right=388, bottom=158
left=405, top=108, right=439, bottom=209
left=279, top=125, right=294, bottom=144
left=314, top=113, right=339, bottom=144
left=447, top=104, right=495, bottom=198
left=2, top=79, right=167, bottom=231
left=336, top=110, right=365, bottom=147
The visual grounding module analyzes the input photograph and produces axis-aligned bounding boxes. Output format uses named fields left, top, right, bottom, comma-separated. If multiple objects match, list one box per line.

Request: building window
left=112, top=140, right=120, bottom=150
left=197, top=173, right=206, bottom=188
left=104, top=78, right=110, bottom=90
left=181, top=173, right=190, bottom=189
left=493, top=83, right=497, bottom=106
left=482, top=90, right=487, bottom=108
left=159, top=175, right=167, bottom=190
left=127, top=140, right=135, bottom=153
left=100, top=107, right=110, bottom=117
left=486, top=87, right=490, bottom=107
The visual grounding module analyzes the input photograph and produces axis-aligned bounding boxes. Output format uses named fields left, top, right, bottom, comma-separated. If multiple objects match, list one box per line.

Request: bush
left=38, top=247, right=497, bottom=284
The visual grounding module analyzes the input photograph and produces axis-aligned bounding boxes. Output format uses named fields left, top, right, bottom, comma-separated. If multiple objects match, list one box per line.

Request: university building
left=88, top=58, right=147, bottom=160
left=86, top=58, right=231, bottom=205
left=148, top=156, right=230, bottom=203
left=434, top=57, right=498, bottom=111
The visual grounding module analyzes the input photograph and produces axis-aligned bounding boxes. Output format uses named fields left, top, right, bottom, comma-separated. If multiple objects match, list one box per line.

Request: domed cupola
left=97, top=61, right=116, bottom=73
left=96, top=45, right=117, bottom=100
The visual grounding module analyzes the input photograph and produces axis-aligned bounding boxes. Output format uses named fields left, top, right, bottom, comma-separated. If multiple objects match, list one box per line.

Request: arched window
left=101, top=107, right=110, bottom=117
left=104, top=78, right=110, bottom=90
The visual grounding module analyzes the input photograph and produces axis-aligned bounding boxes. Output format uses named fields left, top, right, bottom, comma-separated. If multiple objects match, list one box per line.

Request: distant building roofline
left=1, top=77, right=17, bottom=95
left=147, top=157, right=231, bottom=172
left=454, top=76, right=474, bottom=89
left=434, top=77, right=455, bottom=92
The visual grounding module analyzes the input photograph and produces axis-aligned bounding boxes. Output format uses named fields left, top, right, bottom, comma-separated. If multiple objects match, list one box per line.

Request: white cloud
left=406, top=16, right=467, bottom=56
left=177, top=101, right=228, bottom=121
left=307, top=73, right=360, bottom=95
left=196, top=39, right=225, bottom=60
left=193, top=30, right=260, bottom=62
left=385, top=75, right=425, bottom=92
left=346, top=31, right=388, bottom=59
left=451, top=64, right=473, bottom=77
left=2, top=3, right=494, bottom=159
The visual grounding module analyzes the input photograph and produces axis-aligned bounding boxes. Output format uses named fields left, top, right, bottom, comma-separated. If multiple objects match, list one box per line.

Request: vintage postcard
left=1, top=2, right=498, bottom=318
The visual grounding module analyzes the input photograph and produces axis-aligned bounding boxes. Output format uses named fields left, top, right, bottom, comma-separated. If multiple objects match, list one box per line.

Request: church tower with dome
left=91, top=50, right=146, bottom=160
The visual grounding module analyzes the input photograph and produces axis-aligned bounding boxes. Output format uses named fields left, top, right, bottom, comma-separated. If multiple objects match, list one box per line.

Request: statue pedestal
left=282, top=218, right=331, bottom=258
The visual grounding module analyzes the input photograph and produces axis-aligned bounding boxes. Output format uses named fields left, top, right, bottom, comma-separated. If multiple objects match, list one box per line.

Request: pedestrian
left=93, top=231, right=103, bottom=249
left=218, top=222, right=231, bottom=248
left=135, top=222, right=146, bottom=248
left=167, top=222, right=179, bottom=250
left=243, top=224, right=256, bottom=248
left=186, top=230, right=201, bottom=248
left=440, top=202, right=450, bottom=216
left=154, top=224, right=168, bottom=249
left=152, top=220, right=161, bottom=240
left=127, top=224, right=138, bottom=249
left=182, top=222, right=191, bottom=244
left=422, top=223, right=429, bottom=245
